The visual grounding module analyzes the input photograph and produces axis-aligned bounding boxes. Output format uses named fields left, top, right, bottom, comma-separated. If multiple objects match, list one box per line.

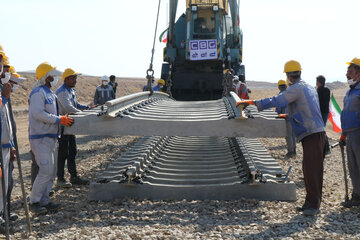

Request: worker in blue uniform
left=275, top=80, right=296, bottom=159
left=153, top=79, right=165, bottom=92
left=237, top=60, right=325, bottom=216
left=339, top=57, right=360, bottom=208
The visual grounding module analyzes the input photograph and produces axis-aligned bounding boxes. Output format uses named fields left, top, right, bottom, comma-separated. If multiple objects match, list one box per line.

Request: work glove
left=60, top=115, right=74, bottom=127
left=339, top=135, right=346, bottom=147
left=276, top=114, right=288, bottom=119
left=236, top=100, right=254, bottom=108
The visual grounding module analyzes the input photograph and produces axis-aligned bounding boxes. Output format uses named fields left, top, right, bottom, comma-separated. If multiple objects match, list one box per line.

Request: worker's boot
left=9, top=213, right=18, bottom=222
left=296, top=204, right=309, bottom=212
left=42, top=202, right=61, bottom=212
left=29, top=202, right=47, bottom=215
left=70, top=176, right=89, bottom=185
left=303, top=208, right=320, bottom=217
left=341, top=193, right=360, bottom=208
left=56, top=178, right=72, bottom=188
left=285, top=152, right=296, bottom=159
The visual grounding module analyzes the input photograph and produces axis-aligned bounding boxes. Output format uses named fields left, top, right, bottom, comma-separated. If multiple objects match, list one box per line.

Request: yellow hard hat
left=0, top=44, right=7, bottom=63
left=347, top=57, right=360, bottom=67
left=158, top=79, right=165, bottom=85
left=283, top=60, right=301, bottom=73
left=224, top=69, right=232, bottom=74
left=277, top=80, right=286, bottom=86
left=62, top=68, right=81, bottom=80
left=2, top=57, right=10, bottom=66
left=0, top=54, right=9, bottom=64
left=9, top=66, right=16, bottom=74
left=36, top=62, right=56, bottom=80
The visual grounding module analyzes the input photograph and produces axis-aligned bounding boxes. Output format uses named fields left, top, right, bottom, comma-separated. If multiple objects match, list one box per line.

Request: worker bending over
left=238, top=60, right=325, bottom=216
left=56, top=68, right=91, bottom=187
left=29, top=62, right=74, bottom=215
left=94, top=75, right=115, bottom=105
left=340, top=58, right=360, bottom=208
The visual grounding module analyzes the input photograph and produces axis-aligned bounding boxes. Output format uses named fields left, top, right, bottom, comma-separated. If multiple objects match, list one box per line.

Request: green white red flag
left=159, top=28, right=168, bottom=43
left=328, top=93, right=342, bottom=133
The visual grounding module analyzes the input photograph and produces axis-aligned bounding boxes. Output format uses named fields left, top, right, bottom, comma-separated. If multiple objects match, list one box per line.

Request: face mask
left=1, top=72, right=11, bottom=84
left=50, top=76, right=59, bottom=87
left=347, top=79, right=356, bottom=86
left=102, top=81, right=108, bottom=86
left=12, top=84, right=18, bottom=92
left=159, top=85, right=164, bottom=89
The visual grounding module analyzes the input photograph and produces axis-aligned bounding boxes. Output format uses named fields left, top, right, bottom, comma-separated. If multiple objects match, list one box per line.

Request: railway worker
left=316, top=75, right=331, bottom=155
left=232, top=75, right=239, bottom=92
left=0, top=60, right=17, bottom=227
left=0, top=59, right=11, bottom=91
left=6, top=67, right=27, bottom=222
left=339, top=57, right=360, bottom=208
left=56, top=68, right=91, bottom=188
left=94, top=75, right=115, bottom=105
left=275, top=80, right=296, bottom=159
left=153, top=79, right=166, bottom=92
left=108, top=75, right=118, bottom=96
left=29, top=62, right=74, bottom=215
left=237, top=60, right=326, bottom=216
left=235, top=76, right=249, bottom=99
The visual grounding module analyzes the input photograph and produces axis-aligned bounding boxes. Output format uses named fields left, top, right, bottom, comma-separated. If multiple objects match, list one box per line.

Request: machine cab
left=185, top=0, right=227, bottom=61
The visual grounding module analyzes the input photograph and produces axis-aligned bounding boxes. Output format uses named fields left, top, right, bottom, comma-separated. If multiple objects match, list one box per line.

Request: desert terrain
left=7, top=74, right=360, bottom=239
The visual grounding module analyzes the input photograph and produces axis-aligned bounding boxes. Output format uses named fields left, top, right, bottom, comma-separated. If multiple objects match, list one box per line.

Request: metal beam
left=64, top=92, right=286, bottom=137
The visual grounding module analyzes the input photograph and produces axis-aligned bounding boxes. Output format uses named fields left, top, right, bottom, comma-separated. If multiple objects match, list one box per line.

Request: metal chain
left=166, top=63, right=173, bottom=98
left=222, top=70, right=233, bottom=97
left=146, top=0, right=162, bottom=96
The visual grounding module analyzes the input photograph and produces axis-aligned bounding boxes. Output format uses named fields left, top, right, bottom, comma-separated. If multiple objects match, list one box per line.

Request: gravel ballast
left=7, top=136, right=360, bottom=239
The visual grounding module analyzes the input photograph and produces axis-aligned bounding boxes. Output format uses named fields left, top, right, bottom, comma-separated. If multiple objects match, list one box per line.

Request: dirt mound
left=325, top=81, right=347, bottom=90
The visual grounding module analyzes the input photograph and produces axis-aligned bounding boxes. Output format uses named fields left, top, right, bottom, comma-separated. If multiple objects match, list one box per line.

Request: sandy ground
left=6, top=77, right=358, bottom=239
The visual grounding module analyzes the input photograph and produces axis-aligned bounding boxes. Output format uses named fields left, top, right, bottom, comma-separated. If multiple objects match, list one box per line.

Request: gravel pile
left=7, top=136, right=360, bottom=239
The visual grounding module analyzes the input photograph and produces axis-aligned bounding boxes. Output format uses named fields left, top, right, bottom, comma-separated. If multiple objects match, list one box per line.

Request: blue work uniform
left=254, top=78, right=325, bottom=209
left=341, top=81, right=360, bottom=196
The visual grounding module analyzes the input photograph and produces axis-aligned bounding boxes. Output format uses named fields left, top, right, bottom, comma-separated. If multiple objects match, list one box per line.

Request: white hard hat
left=101, top=75, right=109, bottom=81
left=233, top=75, right=239, bottom=82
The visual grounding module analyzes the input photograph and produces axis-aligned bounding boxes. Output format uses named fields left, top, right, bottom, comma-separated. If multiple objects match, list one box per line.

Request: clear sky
left=1, top=0, right=360, bottom=85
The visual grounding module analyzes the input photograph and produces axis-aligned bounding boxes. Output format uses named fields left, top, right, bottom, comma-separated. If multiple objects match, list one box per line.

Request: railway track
left=65, top=92, right=296, bottom=201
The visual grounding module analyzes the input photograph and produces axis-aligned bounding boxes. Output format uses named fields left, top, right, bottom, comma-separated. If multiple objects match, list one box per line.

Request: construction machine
left=64, top=0, right=295, bottom=202
left=162, top=0, right=245, bottom=101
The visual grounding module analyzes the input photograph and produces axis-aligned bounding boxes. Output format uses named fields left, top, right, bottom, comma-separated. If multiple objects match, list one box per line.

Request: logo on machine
left=190, top=41, right=199, bottom=50
left=208, top=40, right=216, bottom=49
left=189, top=39, right=217, bottom=61
left=199, top=41, right=207, bottom=49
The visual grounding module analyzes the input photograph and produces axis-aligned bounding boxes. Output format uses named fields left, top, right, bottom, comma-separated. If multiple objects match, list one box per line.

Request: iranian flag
left=159, top=28, right=168, bottom=43
left=328, top=94, right=342, bottom=133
